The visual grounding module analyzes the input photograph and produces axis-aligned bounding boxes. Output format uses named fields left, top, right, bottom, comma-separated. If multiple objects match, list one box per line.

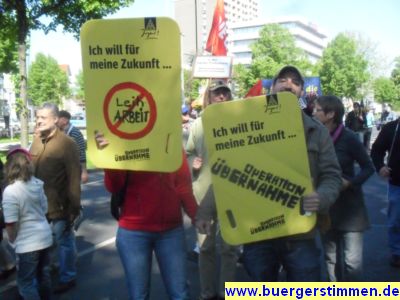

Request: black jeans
left=363, top=128, right=372, bottom=150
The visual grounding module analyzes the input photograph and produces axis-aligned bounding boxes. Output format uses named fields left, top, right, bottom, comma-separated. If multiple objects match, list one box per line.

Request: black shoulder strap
left=121, top=172, right=130, bottom=198
left=388, top=119, right=400, bottom=164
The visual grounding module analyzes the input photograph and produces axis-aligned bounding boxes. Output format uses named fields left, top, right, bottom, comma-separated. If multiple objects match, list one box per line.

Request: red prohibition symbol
left=103, top=82, right=157, bottom=139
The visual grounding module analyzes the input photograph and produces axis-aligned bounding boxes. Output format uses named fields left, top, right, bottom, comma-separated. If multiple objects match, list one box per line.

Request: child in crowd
left=2, top=148, right=53, bottom=299
left=0, top=158, right=16, bottom=280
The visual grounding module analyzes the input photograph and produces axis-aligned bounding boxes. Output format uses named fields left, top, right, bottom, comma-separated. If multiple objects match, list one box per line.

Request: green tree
left=0, top=26, right=18, bottom=74
left=183, top=69, right=203, bottom=101
left=351, top=32, right=389, bottom=78
left=74, top=70, right=85, bottom=101
left=233, top=24, right=312, bottom=98
left=28, top=53, right=70, bottom=106
left=0, top=0, right=135, bottom=147
left=233, top=63, right=255, bottom=98
left=319, top=33, right=370, bottom=99
left=391, top=56, right=400, bottom=86
left=373, top=77, right=398, bottom=104
left=392, top=57, right=400, bottom=107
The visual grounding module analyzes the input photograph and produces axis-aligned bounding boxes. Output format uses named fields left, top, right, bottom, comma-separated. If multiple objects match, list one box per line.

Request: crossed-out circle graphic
left=103, top=82, right=157, bottom=139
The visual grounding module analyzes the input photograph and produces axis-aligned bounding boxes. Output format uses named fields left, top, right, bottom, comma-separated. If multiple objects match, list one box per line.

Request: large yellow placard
left=81, top=18, right=182, bottom=171
left=202, top=92, right=316, bottom=245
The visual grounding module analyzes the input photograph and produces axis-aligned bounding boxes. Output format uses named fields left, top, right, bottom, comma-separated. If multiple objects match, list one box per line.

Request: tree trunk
left=16, top=0, right=29, bottom=148
left=18, top=42, right=28, bottom=148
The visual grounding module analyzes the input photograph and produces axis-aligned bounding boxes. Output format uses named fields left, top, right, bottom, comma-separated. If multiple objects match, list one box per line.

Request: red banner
left=205, top=0, right=228, bottom=56
left=245, top=79, right=264, bottom=98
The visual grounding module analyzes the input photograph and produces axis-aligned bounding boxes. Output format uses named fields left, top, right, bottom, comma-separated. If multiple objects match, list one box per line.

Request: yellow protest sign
left=202, top=92, right=315, bottom=245
left=81, top=18, right=182, bottom=171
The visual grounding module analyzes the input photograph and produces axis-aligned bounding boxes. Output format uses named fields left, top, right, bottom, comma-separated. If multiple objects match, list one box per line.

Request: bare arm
left=81, top=163, right=89, bottom=184
left=5, top=223, right=17, bottom=243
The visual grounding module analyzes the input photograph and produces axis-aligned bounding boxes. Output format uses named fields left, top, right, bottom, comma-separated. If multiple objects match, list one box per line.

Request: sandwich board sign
left=81, top=17, right=182, bottom=171
left=202, top=92, right=315, bottom=245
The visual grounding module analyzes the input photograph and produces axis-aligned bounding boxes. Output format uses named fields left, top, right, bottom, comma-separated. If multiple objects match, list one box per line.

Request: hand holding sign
left=302, top=192, right=320, bottom=212
left=192, top=157, right=203, bottom=171
left=195, top=219, right=212, bottom=235
left=94, top=130, right=109, bottom=150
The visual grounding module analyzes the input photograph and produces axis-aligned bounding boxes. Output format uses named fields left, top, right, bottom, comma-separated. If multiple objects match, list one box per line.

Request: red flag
left=245, top=79, right=264, bottom=98
left=205, top=0, right=228, bottom=56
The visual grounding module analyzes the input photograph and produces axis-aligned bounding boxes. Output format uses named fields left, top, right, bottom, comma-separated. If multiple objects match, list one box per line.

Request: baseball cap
left=7, top=147, right=32, bottom=161
left=273, top=66, right=304, bottom=87
left=209, top=79, right=230, bottom=92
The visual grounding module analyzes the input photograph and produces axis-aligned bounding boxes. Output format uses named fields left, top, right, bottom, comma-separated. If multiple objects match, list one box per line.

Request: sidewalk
left=0, top=142, right=20, bottom=152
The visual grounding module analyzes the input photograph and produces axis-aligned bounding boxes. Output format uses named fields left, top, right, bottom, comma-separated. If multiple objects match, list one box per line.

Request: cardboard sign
left=202, top=92, right=315, bottom=245
left=192, top=56, right=233, bottom=78
left=81, top=18, right=182, bottom=171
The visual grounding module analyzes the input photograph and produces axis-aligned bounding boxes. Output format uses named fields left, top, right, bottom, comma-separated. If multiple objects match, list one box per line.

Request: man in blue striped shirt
left=57, top=110, right=88, bottom=183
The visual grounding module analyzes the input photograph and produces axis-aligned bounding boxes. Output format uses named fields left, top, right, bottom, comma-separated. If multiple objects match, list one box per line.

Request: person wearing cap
left=2, top=148, right=53, bottom=299
left=57, top=110, right=88, bottom=184
left=29, top=103, right=81, bottom=294
left=240, top=66, right=342, bottom=281
left=186, top=79, right=238, bottom=300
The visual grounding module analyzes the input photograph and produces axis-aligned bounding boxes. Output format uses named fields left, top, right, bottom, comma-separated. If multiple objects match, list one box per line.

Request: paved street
left=1, top=163, right=400, bottom=299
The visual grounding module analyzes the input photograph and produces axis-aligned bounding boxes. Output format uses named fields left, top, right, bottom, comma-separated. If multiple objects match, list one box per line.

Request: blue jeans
left=17, top=247, right=51, bottom=300
left=51, top=219, right=77, bottom=283
left=322, top=230, right=363, bottom=281
left=388, top=184, right=400, bottom=256
left=116, top=226, right=188, bottom=300
left=243, top=238, right=321, bottom=281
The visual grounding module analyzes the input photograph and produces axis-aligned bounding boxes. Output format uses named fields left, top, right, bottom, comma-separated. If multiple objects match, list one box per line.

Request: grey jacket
left=302, top=113, right=342, bottom=215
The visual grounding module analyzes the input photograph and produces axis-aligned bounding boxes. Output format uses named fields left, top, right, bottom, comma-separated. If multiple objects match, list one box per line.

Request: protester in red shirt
left=96, top=132, right=197, bottom=299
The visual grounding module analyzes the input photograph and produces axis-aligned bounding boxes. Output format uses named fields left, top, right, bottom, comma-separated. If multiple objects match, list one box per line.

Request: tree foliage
left=74, top=70, right=85, bottom=101
left=28, top=53, right=70, bottom=106
left=233, top=24, right=312, bottom=98
left=0, top=25, right=18, bottom=74
left=373, top=77, right=398, bottom=104
left=0, top=0, right=135, bottom=147
left=351, top=32, right=389, bottom=78
left=183, top=69, right=203, bottom=101
left=319, top=33, right=370, bottom=99
left=391, top=56, right=400, bottom=87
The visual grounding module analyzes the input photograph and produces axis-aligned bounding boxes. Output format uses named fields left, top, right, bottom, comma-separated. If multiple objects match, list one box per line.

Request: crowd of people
left=344, top=101, right=397, bottom=151
left=0, top=103, right=83, bottom=299
left=181, top=67, right=399, bottom=299
left=0, top=65, right=399, bottom=299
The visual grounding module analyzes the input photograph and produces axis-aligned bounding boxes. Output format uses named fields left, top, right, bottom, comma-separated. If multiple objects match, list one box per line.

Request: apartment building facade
left=228, top=17, right=328, bottom=65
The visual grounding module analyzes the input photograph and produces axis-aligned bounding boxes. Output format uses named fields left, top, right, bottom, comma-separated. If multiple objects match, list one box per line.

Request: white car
left=70, top=113, right=86, bottom=129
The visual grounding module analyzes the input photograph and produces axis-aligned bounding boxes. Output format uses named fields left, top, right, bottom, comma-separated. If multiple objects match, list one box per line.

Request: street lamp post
left=194, top=0, right=198, bottom=52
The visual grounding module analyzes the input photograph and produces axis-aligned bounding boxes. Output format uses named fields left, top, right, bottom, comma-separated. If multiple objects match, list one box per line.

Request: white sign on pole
left=192, top=56, right=232, bottom=78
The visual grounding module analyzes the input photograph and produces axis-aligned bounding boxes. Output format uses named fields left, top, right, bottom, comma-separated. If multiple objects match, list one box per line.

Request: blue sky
left=30, top=0, right=399, bottom=79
